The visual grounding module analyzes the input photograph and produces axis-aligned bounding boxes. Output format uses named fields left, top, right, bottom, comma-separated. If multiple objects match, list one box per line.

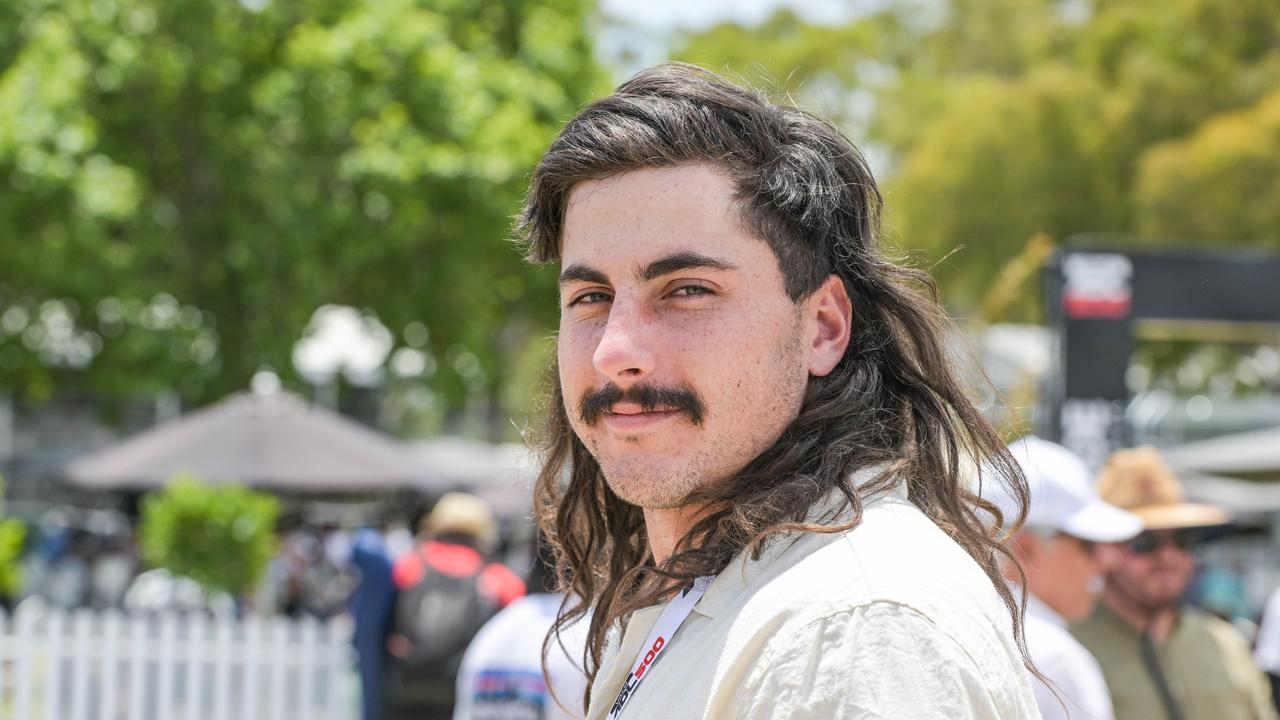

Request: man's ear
left=806, top=274, right=853, bottom=377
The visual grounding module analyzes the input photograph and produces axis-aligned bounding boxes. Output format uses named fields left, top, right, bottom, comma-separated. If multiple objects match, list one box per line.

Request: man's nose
left=592, top=299, right=657, bottom=382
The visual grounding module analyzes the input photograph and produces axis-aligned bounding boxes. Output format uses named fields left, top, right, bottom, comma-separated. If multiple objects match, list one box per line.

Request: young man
left=520, top=63, right=1041, bottom=719
left=985, top=436, right=1142, bottom=720
left=1072, top=447, right=1277, bottom=720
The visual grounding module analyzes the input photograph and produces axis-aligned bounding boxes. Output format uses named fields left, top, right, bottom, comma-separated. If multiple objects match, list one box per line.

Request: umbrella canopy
left=65, top=391, right=423, bottom=491
left=1174, top=470, right=1280, bottom=524
left=405, top=437, right=539, bottom=518
left=1164, top=425, right=1280, bottom=482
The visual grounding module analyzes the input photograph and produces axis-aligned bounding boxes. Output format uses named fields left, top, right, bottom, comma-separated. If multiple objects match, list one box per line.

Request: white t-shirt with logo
left=454, top=593, right=591, bottom=720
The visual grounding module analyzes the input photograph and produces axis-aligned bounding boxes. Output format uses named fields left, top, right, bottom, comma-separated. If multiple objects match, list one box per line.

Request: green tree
left=0, top=0, right=607, bottom=422
left=673, top=0, right=1280, bottom=318
left=138, top=474, right=279, bottom=597
left=1135, top=88, right=1280, bottom=247
left=887, top=66, right=1122, bottom=311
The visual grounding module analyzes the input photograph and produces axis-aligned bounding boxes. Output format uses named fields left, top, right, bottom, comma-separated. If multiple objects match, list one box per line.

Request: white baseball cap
left=988, top=436, right=1142, bottom=543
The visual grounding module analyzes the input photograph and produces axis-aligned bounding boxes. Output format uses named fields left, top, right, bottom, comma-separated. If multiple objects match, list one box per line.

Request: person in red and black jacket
left=384, top=492, right=525, bottom=720
left=390, top=494, right=525, bottom=610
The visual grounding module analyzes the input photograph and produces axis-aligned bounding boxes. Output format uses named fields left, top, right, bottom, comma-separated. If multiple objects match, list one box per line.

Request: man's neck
left=1101, top=589, right=1179, bottom=643
left=644, top=504, right=712, bottom=566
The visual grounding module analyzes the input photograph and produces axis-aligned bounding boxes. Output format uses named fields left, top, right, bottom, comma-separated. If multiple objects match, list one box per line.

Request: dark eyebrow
left=639, top=252, right=737, bottom=282
left=559, top=264, right=610, bottom=287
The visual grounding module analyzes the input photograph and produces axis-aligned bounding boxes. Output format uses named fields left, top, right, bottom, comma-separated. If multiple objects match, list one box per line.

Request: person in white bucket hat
left=985, top=436, right=1142, bottom=720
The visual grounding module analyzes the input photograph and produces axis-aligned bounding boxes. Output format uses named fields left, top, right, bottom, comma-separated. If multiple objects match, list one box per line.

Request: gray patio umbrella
left=1164, top=425, right=1280, bottom=483
left=65, top=390, right=424, bottom=491
left=405, top=437, right=539, bottom=518
left=1163, top=425, right=1280, bottom=524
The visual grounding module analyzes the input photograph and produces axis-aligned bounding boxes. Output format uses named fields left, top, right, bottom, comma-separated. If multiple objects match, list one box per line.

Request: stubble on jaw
left=593, top=437, right=723, bottom=511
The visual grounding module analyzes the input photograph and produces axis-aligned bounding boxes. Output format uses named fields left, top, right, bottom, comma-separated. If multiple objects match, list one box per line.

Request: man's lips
left=608, top=401, right=674, bottom=415
left=602, top=404, right=682, bottom=431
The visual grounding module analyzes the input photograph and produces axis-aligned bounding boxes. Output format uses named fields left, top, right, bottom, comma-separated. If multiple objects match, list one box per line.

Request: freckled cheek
left=666, top=319, right=782, bottom=401
left=667, top=307, right=763, bottom=348
left=557, top=325, right=604, bottom=387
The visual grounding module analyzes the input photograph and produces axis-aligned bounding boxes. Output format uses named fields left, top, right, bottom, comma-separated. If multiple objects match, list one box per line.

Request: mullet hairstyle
left=518, top=63, right=1033, bottom=709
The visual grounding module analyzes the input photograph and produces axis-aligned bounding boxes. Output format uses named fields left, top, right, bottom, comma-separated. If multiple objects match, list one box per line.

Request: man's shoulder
left=1181, top=606, right=1256, bottom=657
left=770, top=493, right=1002, bottom=617
left=1024, top=610, right=1105, bottom=679
left=724, top=493, right=1014, bottom=661
left=720, top=590, right=1038, bottom=719
left=723, top=500, right=1039, bottom=717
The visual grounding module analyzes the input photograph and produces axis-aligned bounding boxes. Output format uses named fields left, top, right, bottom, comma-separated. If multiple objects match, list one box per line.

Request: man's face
left=1106, top=529, right=1196, bottom=611
left=556, top=165, right=811, bottom=510
left=1026, top=532, right=1118, bottom=622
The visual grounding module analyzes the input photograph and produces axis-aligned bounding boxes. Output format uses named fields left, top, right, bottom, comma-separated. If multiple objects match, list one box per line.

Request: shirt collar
left=694, top=462, right=903, bottom=620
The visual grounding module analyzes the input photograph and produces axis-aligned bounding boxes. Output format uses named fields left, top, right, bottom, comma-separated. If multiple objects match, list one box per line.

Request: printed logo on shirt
left=471, top=669, right=545, bottom=720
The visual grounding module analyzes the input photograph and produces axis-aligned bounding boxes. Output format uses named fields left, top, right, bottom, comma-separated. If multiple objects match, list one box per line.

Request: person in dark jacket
left=350, top=527, right=398, bottom=720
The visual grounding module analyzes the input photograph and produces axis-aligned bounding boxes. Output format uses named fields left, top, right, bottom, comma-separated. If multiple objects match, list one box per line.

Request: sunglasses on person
left=1126, top=529, right=1197, bottom=555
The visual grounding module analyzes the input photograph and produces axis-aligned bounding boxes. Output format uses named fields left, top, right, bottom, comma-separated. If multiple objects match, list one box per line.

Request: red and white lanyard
left=606, top=576, right=713, bottom=720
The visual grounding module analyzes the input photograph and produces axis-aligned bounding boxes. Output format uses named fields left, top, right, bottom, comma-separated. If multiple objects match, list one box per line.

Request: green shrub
left=0, top=518, right=24, bottom=597
left=138, top=474, right=279, bottom=597
left=0, top=473, right=23, bottom=597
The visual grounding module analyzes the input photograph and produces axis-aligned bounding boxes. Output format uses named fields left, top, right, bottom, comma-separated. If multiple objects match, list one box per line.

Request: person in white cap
left=986, top=436, right=1143, bottom=720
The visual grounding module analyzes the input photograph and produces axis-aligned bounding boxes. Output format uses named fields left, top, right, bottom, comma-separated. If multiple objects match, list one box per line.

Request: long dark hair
left=518, top=63, right=1032, bottom=708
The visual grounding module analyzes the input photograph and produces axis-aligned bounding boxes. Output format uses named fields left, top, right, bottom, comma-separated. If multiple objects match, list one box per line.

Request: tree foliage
left=138, top=474, right=279, bottom=597
left=674, top=0, right=1280, bottom=318
left=0, top=0, right=606, bottom=418
left=1135, top=87, right=1280, bottom=246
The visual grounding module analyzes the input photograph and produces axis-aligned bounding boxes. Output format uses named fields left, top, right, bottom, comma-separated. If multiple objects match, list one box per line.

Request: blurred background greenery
left=137, top=474, right=278, bottom=597
left=2, top=0, right=1278, bottom=441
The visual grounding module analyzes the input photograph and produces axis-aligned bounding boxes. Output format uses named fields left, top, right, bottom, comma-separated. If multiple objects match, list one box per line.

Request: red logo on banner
left=1063, top=253, right=1133, bottom=319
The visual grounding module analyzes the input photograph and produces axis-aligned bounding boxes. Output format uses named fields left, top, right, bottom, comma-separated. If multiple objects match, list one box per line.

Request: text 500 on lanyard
left=606, top=576, right=713, bottom=720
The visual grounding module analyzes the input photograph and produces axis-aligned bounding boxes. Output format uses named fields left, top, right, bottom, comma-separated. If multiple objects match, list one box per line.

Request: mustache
left=578, top=382, right=706, bottom=426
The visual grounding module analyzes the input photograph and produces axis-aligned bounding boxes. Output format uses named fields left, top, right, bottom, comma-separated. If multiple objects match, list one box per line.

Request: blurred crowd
left=4, top=489, right=583, bottom=720
left=8, top=440, right=1280, bottom=720
left=987, top=440, right=1280, bottom=720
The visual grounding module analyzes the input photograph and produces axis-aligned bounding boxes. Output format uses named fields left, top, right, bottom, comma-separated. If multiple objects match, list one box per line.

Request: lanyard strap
left=606, top=576, right=713, bottom=720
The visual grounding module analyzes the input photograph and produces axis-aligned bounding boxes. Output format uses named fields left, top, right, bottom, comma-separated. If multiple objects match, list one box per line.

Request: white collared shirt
left=587, top=473, right=1042, bottom=719
left=1022, top=591, right=1115, bottom=720
left=1256, top=585, right=1280, bottom=674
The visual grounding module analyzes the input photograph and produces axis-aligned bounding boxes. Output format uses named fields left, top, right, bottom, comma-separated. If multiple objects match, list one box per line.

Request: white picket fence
left=0, top=606, right=358, bottom=720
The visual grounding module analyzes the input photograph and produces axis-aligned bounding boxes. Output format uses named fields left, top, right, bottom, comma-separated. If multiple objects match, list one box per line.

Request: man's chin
left=598, top=462, right=699, bottom=510
left=1138, top=589, right=1186, bottom=611
left=605, top=482, right=691, bottom=511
